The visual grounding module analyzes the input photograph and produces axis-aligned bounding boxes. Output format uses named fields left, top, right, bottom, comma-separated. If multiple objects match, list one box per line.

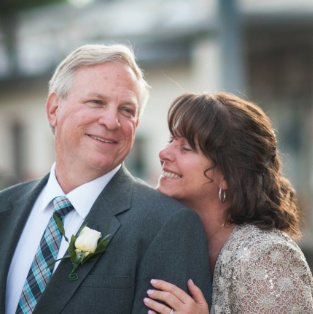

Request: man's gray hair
left=48, top=44, right=150, bottom=117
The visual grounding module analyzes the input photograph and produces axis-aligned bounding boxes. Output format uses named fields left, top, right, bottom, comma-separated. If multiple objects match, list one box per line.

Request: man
left=0, top=44, right=211, bottom=314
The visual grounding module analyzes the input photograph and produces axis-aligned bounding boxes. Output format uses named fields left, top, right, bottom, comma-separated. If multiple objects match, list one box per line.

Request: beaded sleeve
left=212, top=224, right=313, bottom=314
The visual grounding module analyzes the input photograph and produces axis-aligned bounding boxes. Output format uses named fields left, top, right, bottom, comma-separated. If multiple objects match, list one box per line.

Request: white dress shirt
left=5, top=163, right=120, bottom=314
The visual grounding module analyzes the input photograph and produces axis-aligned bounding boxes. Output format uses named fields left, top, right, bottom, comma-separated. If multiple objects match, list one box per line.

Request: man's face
left=47, top=62, right=140, bottom=180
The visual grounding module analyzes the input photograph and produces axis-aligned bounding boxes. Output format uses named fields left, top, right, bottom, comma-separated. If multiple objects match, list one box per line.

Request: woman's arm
left=226, top=242, right=313, bottom=313
left=143, top=279, right=210, bottom=314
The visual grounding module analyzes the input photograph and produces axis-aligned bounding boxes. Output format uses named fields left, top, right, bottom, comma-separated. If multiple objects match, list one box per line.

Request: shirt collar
left=41, top=163, right=121, bottom=219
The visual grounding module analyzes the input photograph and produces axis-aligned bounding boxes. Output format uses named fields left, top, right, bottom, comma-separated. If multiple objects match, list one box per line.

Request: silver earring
left=219, top=188, right=226, bottom=203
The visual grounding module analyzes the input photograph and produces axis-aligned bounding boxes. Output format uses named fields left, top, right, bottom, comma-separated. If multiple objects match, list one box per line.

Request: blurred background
left=0, top=0, right=312, bottom=268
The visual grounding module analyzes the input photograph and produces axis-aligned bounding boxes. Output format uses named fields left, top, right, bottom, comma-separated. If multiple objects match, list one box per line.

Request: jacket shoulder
left=0, top=179, right=39, bottom=196
left=0, top=175, right=48, bottom=202
left=131, top=176, right=202, bottom=223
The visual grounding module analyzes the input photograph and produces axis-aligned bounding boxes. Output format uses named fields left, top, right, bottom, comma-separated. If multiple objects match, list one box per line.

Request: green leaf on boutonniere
left=54, top=214, right=69, bottom=242
left=96, top=234, right=111, bottom=252
left=51, top=219, right=111, bottom=281
left=68, top=235, right=77, bottom=261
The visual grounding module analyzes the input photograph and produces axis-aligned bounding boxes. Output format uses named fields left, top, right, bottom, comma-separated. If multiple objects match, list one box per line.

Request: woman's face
left=157, top=135, right=223, bottom=210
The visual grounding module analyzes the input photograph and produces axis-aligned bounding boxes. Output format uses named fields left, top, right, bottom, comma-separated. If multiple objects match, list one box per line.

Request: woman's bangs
left=169, top=99, right=199, bottom=150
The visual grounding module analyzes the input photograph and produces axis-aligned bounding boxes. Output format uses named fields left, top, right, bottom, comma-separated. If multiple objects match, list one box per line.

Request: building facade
left=0, top=0, right=313, bottom=266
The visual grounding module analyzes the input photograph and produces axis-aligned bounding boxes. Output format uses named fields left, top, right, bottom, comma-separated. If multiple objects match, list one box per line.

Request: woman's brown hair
left=168, top=92, right=301, bottom=238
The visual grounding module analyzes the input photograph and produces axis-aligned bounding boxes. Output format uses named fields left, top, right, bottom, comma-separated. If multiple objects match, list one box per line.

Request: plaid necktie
left=16, top=196, right=74, bottom=314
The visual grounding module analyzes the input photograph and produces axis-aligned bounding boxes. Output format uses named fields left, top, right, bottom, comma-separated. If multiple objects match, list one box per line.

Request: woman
left=144, top=92, right=313, bottom=313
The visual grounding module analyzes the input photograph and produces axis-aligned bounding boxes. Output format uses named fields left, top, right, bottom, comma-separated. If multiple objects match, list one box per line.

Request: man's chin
left=88, top=160, right=117, bottom=174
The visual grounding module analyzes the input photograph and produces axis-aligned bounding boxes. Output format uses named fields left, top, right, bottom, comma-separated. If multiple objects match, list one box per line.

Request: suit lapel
left=0, top=175, right=49, bottom=311
left=34, top=165, right=135, bottom=313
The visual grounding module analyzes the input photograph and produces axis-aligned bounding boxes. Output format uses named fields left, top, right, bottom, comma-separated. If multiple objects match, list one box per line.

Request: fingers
left=187, top=279, right=207, bottom=305
left=145, top=286, right=179, bottom=312
left=143, top=279, right=210, bottom=314
left=143, top=295, right=172, bottom=314
left=144, top=279, right=200, bottom=314
left=149, top=279, right=193, bottom=303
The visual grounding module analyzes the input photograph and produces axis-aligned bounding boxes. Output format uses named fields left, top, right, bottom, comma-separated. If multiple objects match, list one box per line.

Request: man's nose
left=98, top=106, right=120, bottom=130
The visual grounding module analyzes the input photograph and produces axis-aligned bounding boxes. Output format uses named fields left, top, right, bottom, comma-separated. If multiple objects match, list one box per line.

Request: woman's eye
left=182, top=146, right=192, bottom=152
left=168, top=136, right=174, bottom=144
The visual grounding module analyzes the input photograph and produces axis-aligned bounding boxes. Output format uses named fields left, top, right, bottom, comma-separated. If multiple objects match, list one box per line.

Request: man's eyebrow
left=122, top=100, right=137, bottom=106
left=86, top=92, right=106, bottom=99
left=85, top=92, right=139, bottom=107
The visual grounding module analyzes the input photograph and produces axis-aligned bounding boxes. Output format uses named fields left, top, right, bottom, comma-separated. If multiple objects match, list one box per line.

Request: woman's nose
left=159, top=144, right=174, bottom=162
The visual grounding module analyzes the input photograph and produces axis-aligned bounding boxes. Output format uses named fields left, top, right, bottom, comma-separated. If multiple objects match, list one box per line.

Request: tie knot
left=53, top=196, right=74, bottom=218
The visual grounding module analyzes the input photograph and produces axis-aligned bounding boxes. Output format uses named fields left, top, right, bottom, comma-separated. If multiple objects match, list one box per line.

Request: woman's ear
left=219, top=176, right=228, bottom=191
left=46, top=92, right=59, bottom=129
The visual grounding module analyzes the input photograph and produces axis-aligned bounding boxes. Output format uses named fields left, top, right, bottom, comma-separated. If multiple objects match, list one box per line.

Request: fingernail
left=143, top=297, right=149, bottom=303
left=189, top=278, right=194, bottom=284
left=147, top=289, right=154, bottom=295
left=150, top=279, right=157, bottom=284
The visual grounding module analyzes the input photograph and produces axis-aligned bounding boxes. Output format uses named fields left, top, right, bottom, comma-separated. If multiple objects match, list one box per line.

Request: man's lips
left=88, top=134, right=117, bottom=144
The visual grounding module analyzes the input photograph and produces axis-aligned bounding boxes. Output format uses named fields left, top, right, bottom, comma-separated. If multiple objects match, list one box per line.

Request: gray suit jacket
left=0, top=165, right=212, bottom=313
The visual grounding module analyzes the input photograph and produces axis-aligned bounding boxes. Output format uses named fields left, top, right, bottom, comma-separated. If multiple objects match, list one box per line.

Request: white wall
left=0, top=83, right=54, bottom=180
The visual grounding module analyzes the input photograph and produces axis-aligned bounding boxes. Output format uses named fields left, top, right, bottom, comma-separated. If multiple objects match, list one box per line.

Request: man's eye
left=90, top=100, right=103, bottom=105
left=121, top=107, right=136, bottom=117
left=182, top=146, right=192, bottom=152
left=86, top=99, right=103, bottom=107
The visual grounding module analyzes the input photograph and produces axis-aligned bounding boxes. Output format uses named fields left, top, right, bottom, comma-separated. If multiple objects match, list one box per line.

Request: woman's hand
left=143, top=278, right=209, bottom=314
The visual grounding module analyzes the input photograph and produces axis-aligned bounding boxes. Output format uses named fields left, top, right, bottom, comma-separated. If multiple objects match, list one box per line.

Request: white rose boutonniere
left=75, top=227, right=102, bottom=256
left=53, top=216, right=111, bottom=281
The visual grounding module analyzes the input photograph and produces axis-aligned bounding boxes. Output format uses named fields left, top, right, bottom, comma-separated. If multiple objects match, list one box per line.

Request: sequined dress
left=211, top=224, right=313, bottom=314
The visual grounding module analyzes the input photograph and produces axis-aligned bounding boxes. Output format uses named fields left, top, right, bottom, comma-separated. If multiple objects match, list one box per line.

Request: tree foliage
left=0, top=0, right=65, bottom=15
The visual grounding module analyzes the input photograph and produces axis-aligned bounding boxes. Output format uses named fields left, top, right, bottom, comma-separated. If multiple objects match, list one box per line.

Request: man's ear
left=46, top=92, right=59, bottom=129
